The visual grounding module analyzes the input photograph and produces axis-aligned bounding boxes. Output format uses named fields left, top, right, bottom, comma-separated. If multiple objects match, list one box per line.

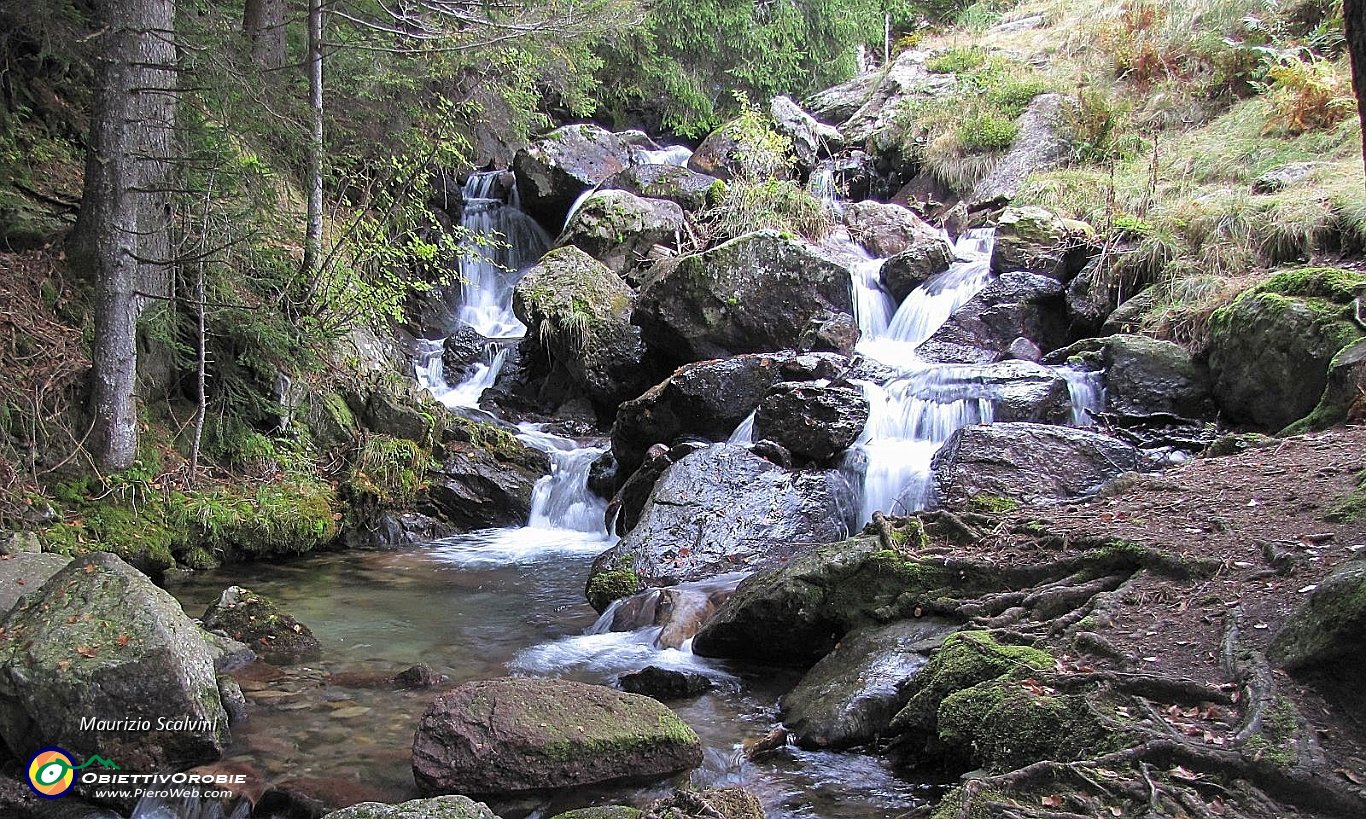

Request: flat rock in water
left=412, top=677, right=702, bottom=796
left=618, top=666, right=714, bottom=701
left=203, top=585, right=322, bottom=664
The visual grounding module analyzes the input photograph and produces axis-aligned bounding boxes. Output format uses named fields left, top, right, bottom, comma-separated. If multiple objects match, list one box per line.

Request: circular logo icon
left=27, top=747, right=75, bottom=799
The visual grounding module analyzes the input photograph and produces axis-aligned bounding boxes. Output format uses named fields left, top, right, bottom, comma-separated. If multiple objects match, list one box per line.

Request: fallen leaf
left=1040, top=794, right=1063, bottom=808
left=75, top=645, right=97, bottom=658
left=115, top=634, right=130, bottom=648
left=1337, top=768, right=1366, bottom=785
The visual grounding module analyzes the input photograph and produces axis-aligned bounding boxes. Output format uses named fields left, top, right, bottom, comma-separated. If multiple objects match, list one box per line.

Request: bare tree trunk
left=72, top=0, right=177, bottom=471
left=243, top=0, right=287, bottom=70
left=302, top=0, right=324, bottom=284
left=1347, top=0, right=1366, bottom=187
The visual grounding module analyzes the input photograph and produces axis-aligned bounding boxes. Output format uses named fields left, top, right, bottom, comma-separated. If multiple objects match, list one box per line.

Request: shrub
left=703, top=179, right=833, bottom=242
left=1259, top=49, right=1356, bottom=135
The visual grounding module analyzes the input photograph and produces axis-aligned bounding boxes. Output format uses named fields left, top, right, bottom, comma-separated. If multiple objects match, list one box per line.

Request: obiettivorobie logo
left=26, top=747, right=118, bottom=799
left=25, top=747, right=246, bottom=800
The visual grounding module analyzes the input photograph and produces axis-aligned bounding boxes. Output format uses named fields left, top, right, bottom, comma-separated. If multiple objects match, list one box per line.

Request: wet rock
left=394, top=664, right=447, bottom=689
left=322, top=795, right=501, bottom=819
left=618, top=666, right=714, bottom=700
left=989, top=206, right=1094, bottom=281
left=0, top=772, right=36, bottom=817
left=780, top=618, right=956, bottom=749
left=750, top=439, right=793, bottom=468
left=641, top=788, right=764, bottom=819
left=201, top=630, right=256, bottom=673
left=218, top=675, right=248, bottom=725
left=969, top=95, right=1074, bottom=208
left=587, top=451, right=620, bottom=498
left=1207, top=268, right=1366, bottom=431
left=513, top=246, right=651, bottom=408
left=610, top=351, right=849, bottom=475
left=1006, top=337, right=1042, bottom=362
left=1063, top=256, right=1132, bottom=334
left=202, top=586, right=322, bottom=664
left=0, top=553, right=229, bottom=770
left=931, top=423, right=1141, bottom=507
left=689, top=119, right=790, bottom=181
left=753, top=382, right=869, bottom=461
left=634, top=231, right=855, bottom=364
left=513, top=125, right=637, bottom=228
left=1270, top=556, right=1366, bottom=671
left=588, top=445, right=853, bottom=600
left=771, top=95, right=841, bottom=167
left=916, top=272, right=1068, bottom=364
left=343, top=511, right=458, bottom=550
left=422, top=416, right=550, bottom=530
left=1101, top=287, right=1160, bottom=335
left=611, top=448, right=674, bottom=537
left=879, top=238, right=957, bottom=303
left=261, top=777, right=404, bottom=817
left=0, top=552, right=69, bottom=616
left=842, top=201, right=942, bottom=260
left=1051, top=334, right=1213, bottom=418
left=600, top=164, right=720, bottom=212
left=412, top=677, right=702, bottom=796
left=797, top=310, right=860, bottom=355
left=946, top=360, right=1074, bottom=424
left=549, top=808, right=641, bottom=819
left=556, top=190, right=686, bottom=276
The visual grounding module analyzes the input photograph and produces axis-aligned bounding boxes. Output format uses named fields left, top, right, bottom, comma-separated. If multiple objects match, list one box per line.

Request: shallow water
left=170, top=534, right=935, bottom=818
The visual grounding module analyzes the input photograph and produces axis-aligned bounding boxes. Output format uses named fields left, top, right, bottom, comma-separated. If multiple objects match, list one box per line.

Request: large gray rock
left=753, top=381, right=869, bottom=461
left=1065, top=257, right=1127, bottom=333
left=421, top=416, right=550, bottom=530
left=931, top=423, right=1141, bottom=507
left=770, top=95, right=841, bottom=166
left=0, top=552, right=70, bottom=617
left=600, top=164, right=720, bottom=212
left=633, top=231, right=855, bottom=364
left=879, top=237, right=957, bottom=303
left=588, top=445, right=853, bottom=601
left=513, top=246, right=650, bottom=407
left=1292, top=337, right=1366, bottom=431
left=556, top=190, right=686, bottom=276
left=1103, top=335, right=1213, bottom=417
left=412, top=678, right=701, bottom=796
left=1269, top=556, right=1366, bottom=671
left=806, top=49, right=958, bottom=144
left=322, top=796, right=501, bottom=819
left=0, top=553, right=229, bottom=770
left=513, top=125, right=636, bottom=228
left=780, top=618, right=956, bottom=749
left=610, top=352, right=849, bottom=475
left=969, top=95, right=1074, bottom=207
left=916, top=272, right=1068, bottom=364
left=989, top=206, right=1094, bottom=281
left=1207, top=269, right=1365, bottom=431
left=201, top=586, right=321, bottom=664
left=841, top=200, right=943, bottom=259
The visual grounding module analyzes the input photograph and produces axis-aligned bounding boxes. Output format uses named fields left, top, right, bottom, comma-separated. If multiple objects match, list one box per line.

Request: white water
left=130, top=796, right=250, bottom=819
left=454, top=171, right=551, bottom=339
left=728, top=411, right=756, bottom=444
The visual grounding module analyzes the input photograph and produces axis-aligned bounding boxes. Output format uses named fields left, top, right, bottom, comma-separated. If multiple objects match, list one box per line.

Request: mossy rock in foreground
left=322, top=795, right=501, bottom=819
left=1269, top=556, right=1366, bottom=671
left=412, top=677, right=702, bottom=796
left=201, top=585, right=322, bottom=664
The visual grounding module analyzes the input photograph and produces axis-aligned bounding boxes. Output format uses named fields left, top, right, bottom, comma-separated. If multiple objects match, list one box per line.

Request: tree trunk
left=71, top=0, right=178, bottom=471
left=1347, top=0, right=1366, bottom=186
left=302, top=0, right=324, bottom=283
left=243, top=0, right=287, bottom=70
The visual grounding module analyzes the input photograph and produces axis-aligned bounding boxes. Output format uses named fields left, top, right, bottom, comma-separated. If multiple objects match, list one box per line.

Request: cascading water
left=453, top=172, right=551, bottom=339
left=130, top=795, right=251, bottom=819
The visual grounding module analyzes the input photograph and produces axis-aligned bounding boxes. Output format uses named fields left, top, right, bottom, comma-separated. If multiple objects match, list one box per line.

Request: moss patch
left=586, top=556, right=641, bottom=612
left=891, top=630, right=1053, bottom=736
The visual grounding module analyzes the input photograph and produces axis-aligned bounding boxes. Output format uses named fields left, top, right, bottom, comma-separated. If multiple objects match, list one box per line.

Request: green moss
left=587, top=556, right=641, bottom=611
left=1251, top=267, right=1366, bottom=303
left=887, top=517, right=929, bottom=549
left=1324, top=470, right=1366, bottom=522
left=927, top=47, right=988, bottom=74
left=965, top=494, right=1019, bottom=514
left=956, top=111, right=1019, bottom=153
left=1242, top=697, right=1301, bottom=767
left=891, top=631, right=1053, bottom=735
left=348, top=434, right=432, bottom=505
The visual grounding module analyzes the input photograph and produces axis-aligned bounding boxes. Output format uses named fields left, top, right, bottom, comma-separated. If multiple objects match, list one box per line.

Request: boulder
left=587, top=445, right=853, bottom=605
left=770, top=95, right=841, bottom=166
left=513, top=246, right=650, bottom=407
left=1101, top=287, right=1161, bottom=335
left=600, top=164, right=720, bottom=212
left=1103, top=335, right=1213, bottom=417
left=633, top=231, right=855, bottom=364
left=989, top=206, right=1094, bottom=281
left=780, top=618, right=956, bottom=749
left=514, top=125, right=637, bottom=228
left=421, top=416, right=550, bottom=530
left=0, top=553, right=229, bottom=770
left=1064, top=257, right=1127, bottom=334
left=201, top=586, right=322, bottom=664
left=1269, top=557, right=1366, bottom=671
left=1207, top=268, right=1366, bottom=431
left=556, top=190, right=686, bottom=277
left=688, top=120, right=789, bottom=181
left=619, top=666, right=714, bottom=701
left=0, top=552, right=70, bottom=617
left=916, top=272, right=1068, bottom=364
left=1290, top=337, right=1366, bottom=431
left=879, top=237, right=956, bottom=303
left=550, top=809, right=641, bottom=819
left=797, top=311, right=860, bottom=356
left=841, top=200, right=942, bottom=260
left=927, top=360, right=1075, bottom=424
left=611, top=351, right=849, bottom=475
left=1251, top=161, right=1327, bottom=194
left=807, top=49, right=958, bottom=145
left=641, top=788, right=764, bottom=819
left=322, top=796, right=501, bottom=819
left=968, top=95, right=1074, bottom=208
left=412, top=678, right=701, bottom=796
left=931, top=423, right=1141, bottom=507
left=753, top=382, right=870, bottom=461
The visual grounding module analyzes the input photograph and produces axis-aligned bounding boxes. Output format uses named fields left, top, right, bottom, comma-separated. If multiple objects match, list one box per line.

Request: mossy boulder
left=879, top=236, right=956, bottom=303
left=688, top=119, right=791, bottom=182
left=887, top=630, right=1052, bottom=736
left=779, top=618, right=956, bottom=749
left=513, top=246, right=652, bottom=408
left=989, top=206, right=1093, bottom=281
left=641, top=787, right=764, bottom=819
left=0, top=552, right=70, bottom=617
left=322, top=795, right=501, bottom=819
left=935, top=676, right=1116, bottom=771
left=1286, top=337, right=1366, bottom=433
left=411, top=677, right=702, bottom=796
left=1207, top=268, right=1365, bottom=432
left=693, top=527, right=994, bottom=666
left=556, top=190, right=686, bottom=277
left=422, top=415, right=550, bottom=531
left=632, top=230, right=855, bottom=365
left=513, top=124, right=637, bottom=229
left=0, top=553, right=229, bottom=771
left=1269, top=556, right=1366, bottom=671
left=1048, top=334, right=1214, bottom=418
left=201, top=586, right=321, bottom=664
left=600, top=164, right=720, bottom=212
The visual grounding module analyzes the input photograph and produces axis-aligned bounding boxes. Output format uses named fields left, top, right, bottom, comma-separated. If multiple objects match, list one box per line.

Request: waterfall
left=728, top=411, right=756, bottom=444
left=414, top=337, right=508, bottom=410
left=453, top=171, right=551, bottom=339
left=130, top=795, right=251, bottom=819
left=515, top=424, right=611, bottom=534
left=1062, top=367, right=1106, bottom=427
left=632, top=145, right=694, bottom=166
